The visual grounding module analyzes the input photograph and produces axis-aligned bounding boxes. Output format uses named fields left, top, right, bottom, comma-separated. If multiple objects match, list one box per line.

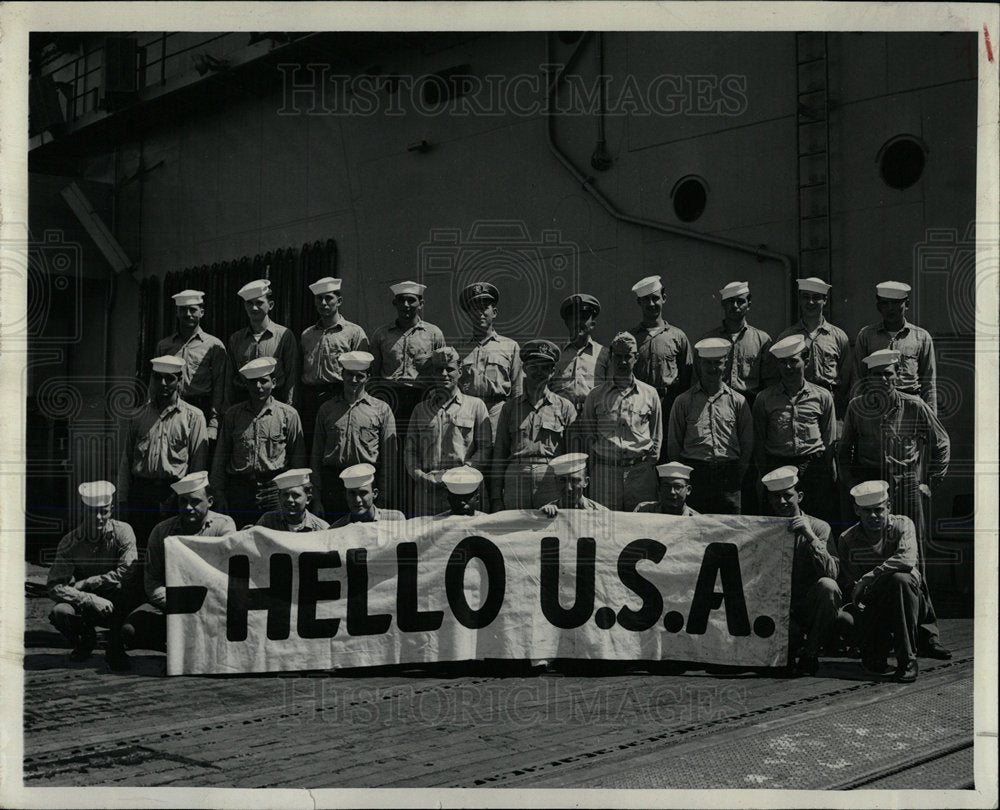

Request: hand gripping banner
left=164, top=511, right=793, bottom=675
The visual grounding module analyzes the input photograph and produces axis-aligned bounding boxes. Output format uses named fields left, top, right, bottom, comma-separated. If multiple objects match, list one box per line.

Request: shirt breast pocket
left=539, top=413, right=566, bottom=440
left=624, top=404, right=650, bottom=438
left=359, top=425, right=380, bottom=453
left=484, top=361, right=508, bottom=393
left=451, top=413, right=476, bottom=437
left=168, top=431, right=188, bottom=456
left=898, top=348, right=920, bottom=377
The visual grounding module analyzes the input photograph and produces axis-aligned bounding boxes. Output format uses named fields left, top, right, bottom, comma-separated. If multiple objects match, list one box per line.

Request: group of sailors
left=45, top=270, right=952, bottom=682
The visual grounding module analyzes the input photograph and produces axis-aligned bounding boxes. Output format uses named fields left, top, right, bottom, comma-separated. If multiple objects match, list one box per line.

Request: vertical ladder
left=795, top=32, right=833, bottom=292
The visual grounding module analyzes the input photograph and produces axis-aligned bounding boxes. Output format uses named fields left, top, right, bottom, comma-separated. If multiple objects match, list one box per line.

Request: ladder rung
left=799, top=180, right=828, bottom=189
left=797, top=149, right=828, bottom=157
left=800, top=213, right=829, bottom=221
left=799, top=246, right=830, bottom=254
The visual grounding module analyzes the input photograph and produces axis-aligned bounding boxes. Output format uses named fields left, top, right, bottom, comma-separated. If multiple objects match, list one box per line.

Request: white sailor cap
left=694, top=337, right=731, bottom=359
left=390, top=280, right=426, bottom=297
left=339, top=351, right=374, bottom=372
left=171, top=471, right=209, bottom=496
left=549, top=453, right=589, bottom=476
left=761, top=466, right=799, bottom=492
left=273, top=468, right=312, bottom=490
left=656, top=462, right=693, bottom=480
left=875, top=281, right=911, bottom=300
left=798, top=277, right=831, bottom=295
left=308, top=277, right=342, bottom=295
left=441, top=466, right=483, bottom=495
left=862, top=349, right=901, bottom=370
left=78, top=480, right=115, bottom=508
left=630, top=275, right=663, bottom=298
left=720, top=281, right=750, bottom=300
left=172, top=289, right=204, bottom=307
left=339, top=463, right=376, bottom=490
left=151, top=355, right=185, bottom=375
left=850, top=480, right=890, bottom=507
left=237, top=279, right=271, bottom=301
left=769, top=334, right=808, bottom=359
left=239, top=357, right=277, bottom=379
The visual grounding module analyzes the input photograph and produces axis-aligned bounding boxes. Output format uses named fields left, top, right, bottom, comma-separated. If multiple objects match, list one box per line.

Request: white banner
left=164, top=511, right=793, bottom=675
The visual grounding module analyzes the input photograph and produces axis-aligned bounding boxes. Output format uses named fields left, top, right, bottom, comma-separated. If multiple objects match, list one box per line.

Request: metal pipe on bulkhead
left=544, top=33, right=797, bottom=323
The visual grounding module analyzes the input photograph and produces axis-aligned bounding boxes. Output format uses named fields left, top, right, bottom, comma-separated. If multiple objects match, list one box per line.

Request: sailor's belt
left=593, top=455, right=649, bottom=467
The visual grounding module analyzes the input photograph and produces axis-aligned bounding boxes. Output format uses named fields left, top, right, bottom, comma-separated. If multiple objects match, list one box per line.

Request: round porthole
left=671, top=175, right=709, bottom=223
left=878, top=136, right=927, bottom=190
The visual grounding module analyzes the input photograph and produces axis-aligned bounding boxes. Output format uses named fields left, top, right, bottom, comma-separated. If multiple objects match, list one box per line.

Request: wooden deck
left=21, top=566, right=975, bottom=791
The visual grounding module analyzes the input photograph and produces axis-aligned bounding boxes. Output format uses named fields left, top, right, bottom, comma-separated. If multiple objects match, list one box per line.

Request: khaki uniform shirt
left=629, top=322, right=693, bottom=396
left=370, top=320, right=446, bottom=383
left=227, top=318, right=299, bottom=403
left=853, top=319, right=937, bottom=414
left=257, top=510, right=330, bottom=533
left=312, top=393, right=397, bottom=494
left=837, top=514, right=920, bottom=594
left=838, top=391, right=950, bottom=486
left=47, top=520, right=137, bottom=610
left=329, top=507, right=406, bottom=528
left=211, top=398, right=305, bottom=487
left=300, top=318, right=369, bottom=385
left=144, top=511, right=236, bottom=609
left=581, top=378, right=663, bottom=462
left=405, top=391, right=493, bottom=477
left=117, top=398, right=208, bottom=501
left=666, top=382, right=752, bottom=464
left=155, top=327, right=227, bottom=432
left=752, top=381, right=835, bottom=459
left=457, top=331, right=522, bottom=406
left=699, top=322, right=771, bottom=395
left=550, top=338, right=610, bottom=410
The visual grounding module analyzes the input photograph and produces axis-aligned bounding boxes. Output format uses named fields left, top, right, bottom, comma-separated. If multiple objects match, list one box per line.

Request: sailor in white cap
left=633, top=462, right=699, bottom=516
left=666, top=337, right=753, bottom=514
left=765, top=278, right=850, bottom=413
left=154, top=289, right=227, bottom=441
left=312, top=350, right=398, bottom=522
left=436, top=466, right=486, bottom=517
left=47, top=482, right=137, bottom=663
left=328, top=463, right=406, bottom=528
left=227, top=278, right=299, bottom=406
left=752, top=334, right=836, bottom=522
left=699, top=281, right=771, bottom=402
left=299, top=276, right=369, bottom=450
left=211, top=356, right=306, bottom=525
left=836, top=480, right=927, bottom=682
left=551, top=293, right=610, bottom=414
left=538, top=453, right=608, bottom=516
left=852, top=280, right=937, bottom=414
left=760, top=466, right=841, bottom=677
left=838, top=347, right=951, bottom=661
left=579, top=331, right=662, bottom=511
left=456, top=281, right=522, bottom=439
left=117, top=355, right=208, bottom=552
left=627, top=275, right=693, bottom=429
left=405, top=347, right=492, bottom=517
left=369, top=280, right=446, bottom=511
left=257, top=468, right=330, bottom=532
left=107, top=471, right=236, bottom=670
left=492, top=340, right=576, bottom=510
